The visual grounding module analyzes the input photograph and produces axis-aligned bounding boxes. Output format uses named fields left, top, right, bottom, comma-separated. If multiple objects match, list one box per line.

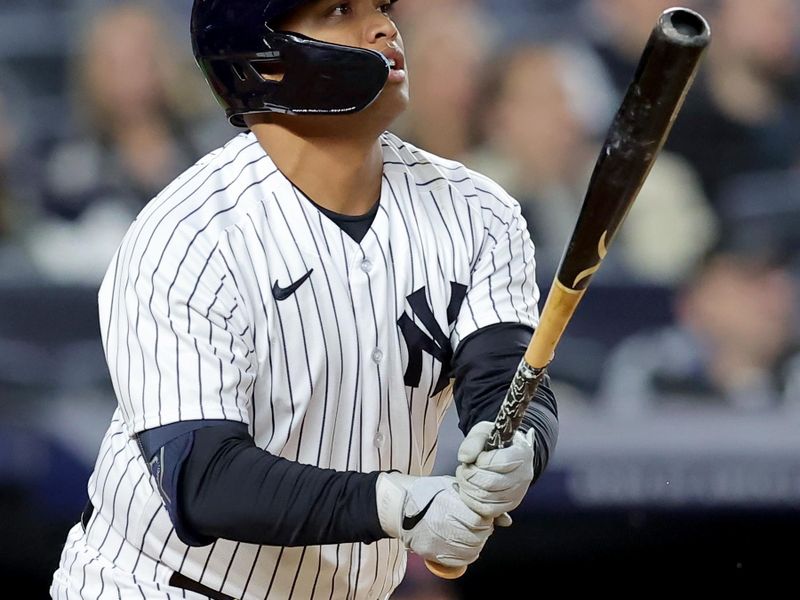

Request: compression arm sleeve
left=137, top=422, right=386, bottom=548
left=451, top=323, right=559, bottom=483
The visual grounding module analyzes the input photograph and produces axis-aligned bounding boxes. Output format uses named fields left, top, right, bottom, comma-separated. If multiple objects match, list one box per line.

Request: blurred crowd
left=0, top=0, right=795, bottom=407
left=0, top=0, right=799, bottom=590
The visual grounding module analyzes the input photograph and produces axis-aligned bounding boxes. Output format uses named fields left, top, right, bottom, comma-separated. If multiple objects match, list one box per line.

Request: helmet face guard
left=191, top=0, right=391, bottom=127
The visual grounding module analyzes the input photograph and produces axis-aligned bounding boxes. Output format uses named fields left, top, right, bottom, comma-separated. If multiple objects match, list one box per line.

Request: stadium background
left=1, top=0, right=798, bottom=595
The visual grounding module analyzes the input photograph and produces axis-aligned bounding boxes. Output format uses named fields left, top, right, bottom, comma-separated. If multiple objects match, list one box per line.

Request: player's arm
left=137, top=421, right=494, bottom=567
left=137, top=421, right=383, bottom=547
left=451, top=322, right=559, bottom=482
left=449, top=180, right=559, bottom=520
left=449, top=323, right=558, bottom=519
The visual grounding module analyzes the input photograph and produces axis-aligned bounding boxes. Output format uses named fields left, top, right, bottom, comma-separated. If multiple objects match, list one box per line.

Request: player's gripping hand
left=455, top=421, right=535, bottom=520
left=376, top=472, right=494, bottom=568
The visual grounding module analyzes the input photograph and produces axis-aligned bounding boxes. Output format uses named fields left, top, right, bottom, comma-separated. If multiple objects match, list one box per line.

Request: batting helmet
left=191, top=0, right=392, bottom=127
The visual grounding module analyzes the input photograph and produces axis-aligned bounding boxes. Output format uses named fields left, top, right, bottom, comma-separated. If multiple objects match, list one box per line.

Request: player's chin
left=380, top=77, right=410, bottom=111
left=364, top=78, right=409, bottom=126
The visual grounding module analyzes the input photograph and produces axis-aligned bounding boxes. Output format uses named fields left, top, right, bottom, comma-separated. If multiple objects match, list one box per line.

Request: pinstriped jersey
left=54, top=131, right=539, bottom=599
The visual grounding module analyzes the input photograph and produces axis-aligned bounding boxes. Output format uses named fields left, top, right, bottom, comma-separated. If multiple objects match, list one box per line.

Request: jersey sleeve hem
left=131, top=410, right=250, bottom=436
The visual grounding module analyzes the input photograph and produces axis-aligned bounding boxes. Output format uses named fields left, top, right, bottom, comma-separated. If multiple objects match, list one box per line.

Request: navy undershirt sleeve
left=451, top=323, right=559, bottom=483
left=137, top=422, right=385, bottom=548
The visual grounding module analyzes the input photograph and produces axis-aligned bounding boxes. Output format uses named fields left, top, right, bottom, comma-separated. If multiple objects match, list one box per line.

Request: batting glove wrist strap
left=376, top=472, right=415, bottom=538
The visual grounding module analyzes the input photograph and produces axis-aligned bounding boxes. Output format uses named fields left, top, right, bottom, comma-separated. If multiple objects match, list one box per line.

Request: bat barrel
left=555, top=6, right=710, bottom=294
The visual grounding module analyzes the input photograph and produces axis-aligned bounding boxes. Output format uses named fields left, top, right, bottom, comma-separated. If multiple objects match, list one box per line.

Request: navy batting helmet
left=191, top=0, right=391, bottom=127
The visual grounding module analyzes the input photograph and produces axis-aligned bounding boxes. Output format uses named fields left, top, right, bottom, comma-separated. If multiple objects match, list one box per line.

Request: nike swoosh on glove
left=376, top=472, right=494, bottom=568
left=456, top=421, right=535, bottom=520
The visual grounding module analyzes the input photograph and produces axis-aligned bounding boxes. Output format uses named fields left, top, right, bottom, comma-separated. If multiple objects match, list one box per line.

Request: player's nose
left=365, top=10, right=399, bottom=46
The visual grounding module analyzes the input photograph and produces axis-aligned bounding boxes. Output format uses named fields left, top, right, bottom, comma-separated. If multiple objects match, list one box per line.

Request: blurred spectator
left=391, top=0, right=497, bottom=162
left=0, top=84, right=40, bottom=282
left=0, top=98, right=12, bottom=241
left=662, top=0, right=800, bottom=203
left=480, top=0, right=585, bottom=41
left=25, top=1, right=228, bottom=284
left=466, top=41, right=717, bottom=285
left=582, top=0, right=682, bottom=94
left=598, top=239, right=800, bottom=415
left=715, top=168, right=800, bottom=276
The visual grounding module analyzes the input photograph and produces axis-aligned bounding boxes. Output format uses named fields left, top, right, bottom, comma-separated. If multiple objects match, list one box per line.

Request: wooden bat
left=426, top=6, right=711, bottom=579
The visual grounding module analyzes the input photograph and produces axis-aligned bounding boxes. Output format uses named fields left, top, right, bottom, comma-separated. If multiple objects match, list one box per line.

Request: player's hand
left=455, top=421, right=535, bottom=520
left=376, top=472, right=494, bottom=568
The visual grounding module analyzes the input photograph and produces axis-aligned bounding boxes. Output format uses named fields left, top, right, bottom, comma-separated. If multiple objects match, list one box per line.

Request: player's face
left=278, top=0, right=409, bottom=112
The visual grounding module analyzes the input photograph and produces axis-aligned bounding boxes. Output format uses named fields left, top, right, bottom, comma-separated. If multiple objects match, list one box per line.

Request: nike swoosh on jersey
left=402, top=490, right=444, bottom=531
left=272, top=269, right=314, bottom=301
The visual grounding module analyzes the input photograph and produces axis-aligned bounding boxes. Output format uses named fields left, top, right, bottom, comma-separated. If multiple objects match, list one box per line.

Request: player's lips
left=383, top=47, right=407, bottom=83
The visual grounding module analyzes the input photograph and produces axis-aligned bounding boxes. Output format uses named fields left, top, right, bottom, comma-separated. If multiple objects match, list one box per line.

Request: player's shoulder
left=381, top=132, right=470, bottom=186
left=117, top=132, right=272, bottom=262
left=153, top=131, right=265, bottom=203
left=132, top=132, right=268, bottom=224
left=381, top=132, right=519, bottom=215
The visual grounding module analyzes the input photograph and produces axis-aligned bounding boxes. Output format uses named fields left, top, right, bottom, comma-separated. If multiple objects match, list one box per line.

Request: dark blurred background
left=1, top=0, right=799, bottom=595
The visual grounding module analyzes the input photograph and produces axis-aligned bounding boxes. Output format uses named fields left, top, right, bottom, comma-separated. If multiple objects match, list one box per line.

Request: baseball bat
left=425, top=6, right=711, bottom=579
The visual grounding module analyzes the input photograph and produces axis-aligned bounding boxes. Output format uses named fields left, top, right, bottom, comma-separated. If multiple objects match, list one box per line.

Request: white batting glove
left=455, top=421, right=535, bottom=520
left=376, top=472, right=494, bottom=568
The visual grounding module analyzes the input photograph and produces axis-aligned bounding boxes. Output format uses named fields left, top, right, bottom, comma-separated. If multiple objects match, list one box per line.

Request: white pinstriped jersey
left=51, top=131, right=539, bottom=600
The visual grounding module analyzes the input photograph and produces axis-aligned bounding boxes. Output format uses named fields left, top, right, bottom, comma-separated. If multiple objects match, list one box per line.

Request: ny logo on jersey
left=398, top=282, right=468, bottom=396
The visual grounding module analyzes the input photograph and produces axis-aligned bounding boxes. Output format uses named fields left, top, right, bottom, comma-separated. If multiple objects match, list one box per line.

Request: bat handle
left=423, top=561, right=467, bottom=579
left=424, top=362, right=547, bottom=580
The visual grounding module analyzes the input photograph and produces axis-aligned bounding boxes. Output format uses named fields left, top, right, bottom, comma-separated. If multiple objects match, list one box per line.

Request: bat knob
left=424, top=560, right=467, bottom=580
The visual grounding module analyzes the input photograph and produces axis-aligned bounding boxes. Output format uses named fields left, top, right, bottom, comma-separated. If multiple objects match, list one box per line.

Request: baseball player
left=50, top=1, right=559, bottom=598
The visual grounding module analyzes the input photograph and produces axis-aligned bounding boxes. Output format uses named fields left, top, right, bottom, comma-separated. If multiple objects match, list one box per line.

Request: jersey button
left=372, top=348, right=383, bottom=364
left=360, top=259, right=373, bottom=273
left=374, top=431, right=386, bottom=448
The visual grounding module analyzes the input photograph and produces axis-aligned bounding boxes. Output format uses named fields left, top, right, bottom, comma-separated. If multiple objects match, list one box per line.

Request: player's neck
left=250, top=121, right=384, bottom=216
